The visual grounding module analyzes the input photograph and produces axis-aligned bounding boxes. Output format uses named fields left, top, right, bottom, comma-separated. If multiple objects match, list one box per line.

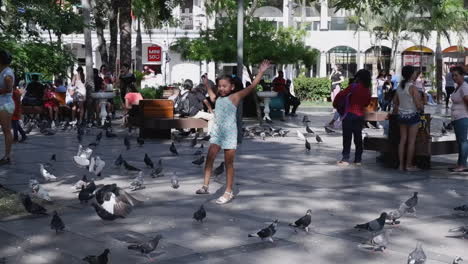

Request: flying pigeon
left=124, top=136, right=131, bottom=150
left=302, top=115, right=310, bottom=123
left=93, top=156, right=106, bottom=177
left=20, top=193, right=47, bottom=215
left=171, top=173, right=179, bottom=189
left=452, top=256, right=463, bottom=264
left=296, top=130, right=306, bottom=141
left=306, top=125, right=314, bottom=134
left=191, top=134, right=198, bottom=148
left=316, top=134, right=323, bottom=143
left=73, top=175, right=89, bottom=190
left=130, top=171, right=145, bottom=191
left=369, top=229, right=392, bottom=251
left=448, top=225, right=468, bottom=238
left=123, top=160, right=141, bottom=172
left=407, top=242, right=426, bottom=264
left=31, top=182, right=52, bottom=202
left=279, top=129, right=290, bottom=137
left=325, top=126, right=335, bottom=134
left=354, top=212, right=387, bottom=233
left=248, top=219, right=279, bottom=243
left=305, top=139, right=311, bottom=151
left=454, top=204, right=468, bottom=213
left=193, top=204, right=206, bottom=222
left=50, top=211, right=65, bottom=234
left=144, top=154, right=154, bottom=169
left=214, top=162, right=225, bottom=177
left=114, top=154, right=124, bottom=167
left=94, top=184, right=142, bottom=219
left=79, top=184, right=95, bottom=204
left=40, top=163, right=57, bottom=181
left=170, top=142, right=178, bottom=155
left=83, top=248, right=110, bottom=264
left=289, top=209, right=312, bottom=232
left=137, top=137, right=144, bottom=147
left=192, top=155, right=205, bottom=166
left=128, top=234, right=162, bottom=258
left=151, top=159, right=163, bottom=178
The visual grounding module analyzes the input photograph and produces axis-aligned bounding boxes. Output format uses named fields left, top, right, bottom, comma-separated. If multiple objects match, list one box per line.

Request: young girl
left=195, top=60, right=270, bottom=204
left=43, top=83, right=59, bottom=127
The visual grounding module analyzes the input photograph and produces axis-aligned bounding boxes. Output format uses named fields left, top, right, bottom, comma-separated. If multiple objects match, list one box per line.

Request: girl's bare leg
left=0, top=111, right=13, bottom=159
left=202, top=144, right=221, bottom=187
left=223, top=149, right=236, bottom=194
left=406, top=124, right=420, bottom=169
left=398, top=125, right=408, bottom=170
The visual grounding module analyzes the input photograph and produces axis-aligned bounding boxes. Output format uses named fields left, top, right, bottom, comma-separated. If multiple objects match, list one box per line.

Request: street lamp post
left=237, top=0, right=244, bottom=82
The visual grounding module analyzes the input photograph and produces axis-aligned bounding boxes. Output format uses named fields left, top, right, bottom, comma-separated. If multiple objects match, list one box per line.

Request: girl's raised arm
left=232, top=60, right=270, bottom=104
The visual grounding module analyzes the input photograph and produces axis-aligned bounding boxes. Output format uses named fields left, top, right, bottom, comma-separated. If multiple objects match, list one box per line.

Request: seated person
left=285, top=79, right=300, bottom=116
left=43, top=83, right=59, bottom=127
left=55, top=79, right=67, bottom=93
left=124, top=84, right=143, bottom=128
left=22, top=74, right=45, bottom=106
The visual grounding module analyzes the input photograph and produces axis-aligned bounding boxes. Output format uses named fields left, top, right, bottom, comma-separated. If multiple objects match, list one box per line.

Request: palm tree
left=81, top=0, right=94, bottom=89
left=92, top=0, right=109, bottom=67
left=119, top=0, right=132, bottom=68
left=108, top=0, right=119, bottom=73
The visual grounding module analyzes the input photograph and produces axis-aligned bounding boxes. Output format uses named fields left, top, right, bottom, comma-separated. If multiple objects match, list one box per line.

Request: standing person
left=392, top=66, right=424, bottom=171
left=376, top=71, right=386, bottom=109
left=12, top=85, right=27, bottom=143
left=327, top=65, right=345, bottom=128
left=449, top=66, right=468, bottom=172
left=334, top=69, right=371, bottom=166
left=390, top=69, right=400, bottom=91
left=70, top=66, right=86, bottom=125
left=195, top=60, right=271, bottom=204
left=445, top=67, right=455, bottom=109
left=0, top=50, right=15, bottom=165
left=382, top=74, right=394, bottom=111
left=43, top=83, right=59, bottom=128
left=118, top=63, right=136, bottom=105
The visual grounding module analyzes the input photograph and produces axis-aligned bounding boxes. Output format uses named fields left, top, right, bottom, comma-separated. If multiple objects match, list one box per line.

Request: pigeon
left=401, top=192, right=418, bottom=213
left=248, top=219, right=279, bottom=243
left=88, top=141, right=99, bottom=147
left=454, top=204, right=468, bottom=213
left=306, top=125, right=314, bottom=134
left=20, top=193, right=47, bottom=215
left=91, top=202, right=124, bottom=221
left=83, top=248, right=110, bottom=264
left=50, top=154, right=56, bottom=162
left=201, top=135, right=211, bottom=141
left=305, top=139, right=311, bottom=151
left=296, top=130, right=306, bottom=141
left=79, top=183, right=95, bottom=204
left=50, top=211, right=65, bottom=234
left=72, top=176, right=88, bottom=191
left=105, top=129, right=117, bottom=138
left=130, top=172, right=145, bottom=191
left=316, top=134, right=323, bottom=143
left=325, top=126, right=335, bottom=134
left=214, top=162, right=225, bottom=177
left=124, top=136, right=131, bottom=150
left=441, top=126, right=447, bottom=135
left=279, top=129, right=289, bottom=137
left=191, top=134, right=198, bottom=148
left=40, top=163, right=57, bottom=181
left=448, top=225, right=468, bottom=238
left=171, top=173, right=179, bottom=189
left=386, top=207, right=404, bottom=225
left=289, top=209, right=312, bottom=232
left=114, top=154, right=124, bottom=167
left=144, top=154, right=154, bottom=169
left=302, top=115, right=310, bottom=123
left=151, top=159, right=163, bottom=178
left=192, top=155, right=205, bottom=166
left=170, top=142, right=178, bottom=155
left=137, top=137, right=144, bottom=147
left=96, top=131, right=103, bottom=142
left=452, top=257, right=463, bottom=264
left=88, top=157, right=96, bottom=173
left=128, top=234, right=162, bottom=257
left=193, top=149, right=203, bottom=156
left=93, top=156, right=106, bottom=176
left=31, top=183, right=52, bottom=202
left=354, top=212, right=387, bottom=233
left=407, top=242, right=426, bottom=264
left=123, top=160, right=141, bottom=172
left=94, top=184, right=142, bottom=218
left=260, top=132, right=266, bottom=140
left=367, top=229, right=392, bottom=252
left=193, top=204, right=206, bottom=222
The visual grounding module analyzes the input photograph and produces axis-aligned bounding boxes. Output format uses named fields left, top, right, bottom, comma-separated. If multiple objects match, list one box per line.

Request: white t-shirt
left=451, top=82, right=468, bottom=121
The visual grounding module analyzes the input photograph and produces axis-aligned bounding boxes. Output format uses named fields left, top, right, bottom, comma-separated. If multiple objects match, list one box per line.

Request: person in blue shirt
left=54, top=79, right=67, bottom=93
left=390, top=69, right=400, bottom=90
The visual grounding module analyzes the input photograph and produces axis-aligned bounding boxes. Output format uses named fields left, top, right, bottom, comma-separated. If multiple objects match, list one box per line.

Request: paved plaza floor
left=0, top=105, right=467, bottom=264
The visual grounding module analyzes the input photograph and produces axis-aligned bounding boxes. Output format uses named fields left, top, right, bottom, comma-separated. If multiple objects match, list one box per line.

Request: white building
left=61, top=0, right=468, bottom=85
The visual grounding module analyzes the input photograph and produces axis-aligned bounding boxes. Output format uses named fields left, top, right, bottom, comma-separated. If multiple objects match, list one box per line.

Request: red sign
left=147, top=46, right=162, bottom=62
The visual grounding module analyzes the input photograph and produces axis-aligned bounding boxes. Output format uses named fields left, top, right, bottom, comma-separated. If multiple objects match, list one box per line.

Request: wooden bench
left=129, top=99, right=208, bottom=139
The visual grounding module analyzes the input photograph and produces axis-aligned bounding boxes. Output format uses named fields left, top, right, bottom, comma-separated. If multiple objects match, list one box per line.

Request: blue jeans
left=453, top=118, right=468, bottom=167
left=342, top=113, right=364, bottom=162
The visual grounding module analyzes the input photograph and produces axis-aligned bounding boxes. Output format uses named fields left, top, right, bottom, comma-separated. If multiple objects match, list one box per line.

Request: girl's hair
left=400, top=65, right=415, bottom=90
left=377, top=71, right=385, bottom=79
left=354, top=69, right=372, bottom=88
left=0, top=50, right=12, bottom=65
left=76, top=66, right=85, bottom=83
left=129, top=83, right=138, bottom=92
left=218, top=75, right=234, bottom=85
left=452, top=66, right=466, bottom=76
left=100, top=65, right=107, bottom=72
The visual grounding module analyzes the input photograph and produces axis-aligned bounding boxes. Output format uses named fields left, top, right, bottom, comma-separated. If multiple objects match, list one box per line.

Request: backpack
left=334, top=83, right=357, bottom=118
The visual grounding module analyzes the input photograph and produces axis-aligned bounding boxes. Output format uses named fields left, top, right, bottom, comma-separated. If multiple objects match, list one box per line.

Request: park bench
left=128, top=99, right=208, bottom=139
left=363, top=113, right=458, bottom=169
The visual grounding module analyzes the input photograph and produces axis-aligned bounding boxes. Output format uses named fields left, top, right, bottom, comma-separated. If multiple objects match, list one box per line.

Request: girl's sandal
left=195, top=185, right=209, bottom=194
left=215, top=191, right=234, bottom=205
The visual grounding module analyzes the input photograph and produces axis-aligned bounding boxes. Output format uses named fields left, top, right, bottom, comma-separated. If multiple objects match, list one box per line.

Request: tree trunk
left=81, top=0, right=95, bottom=121
left=94, top=7, right=108, bottom=67
left=119, top=0, right=132, bottom=68
left=245, top=65, right=262, bottom=124
left=136, top=18, right=143, bottom=71
left=390, top=36, right=399, bottom=71
left=301, top=0, right=306, bottom=29
left=108, top=0, right=119, bottom=74
left=435, top=31, right=442, bottom=104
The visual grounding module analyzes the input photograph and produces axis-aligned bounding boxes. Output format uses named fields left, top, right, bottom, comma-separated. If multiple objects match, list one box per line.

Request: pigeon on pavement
left=171, top=173, right=179, bottom=189
left=192, top=155, right=205, bottom=166
left=401, top=192, right=418, bottom=213
left=137, top=137, right=144, bottom=147
left=407, top=242, right=426, bottom=264
left=305, top=139, right=311, bottom=152
left=96, top=131, right=102, bottom=142
left=248, top=219, right=279, bottom=243
left=193, top=204, right=207, bottom=222
left=50, top=211, right=65, bottom=234
left=93, top=156, right=106, bottom=177
left=20, top=193, right=47, bottom=215
left=128, top=234, right=162, bottom=258
left=296, top=130, right=306, bottom=141
left=302, top=115, right=310, bottom=124
left=289, top=209, right=312, bottom=232
left=83, top=248, right=110, bottom=264
left=354, top=212, right=387, bottom=233
left=214, top=162, right=225, bottom=177
left=325, top=126, right=335, bottom=134
left=191, top=134, right=198, bottom=148
left=170, top=142, right=178, bottom=155
left=386, top=207, right=405, bottom=225
left=123, top=160, right=141, bottom=172
left=114, top=154, right=124, bottom=167
left=79, top=183, right=96, bottom=204
left=106, top=129, right=117, bottom=138
left=144, top=154, right=154, bottom=169
left=151, top=159, right=163, bottom=178
left=369, top=229, right=391, bottom=251
left=316, top=134, right=323, bottom=143
left=124, top=136, right=131, bottom=150
left=130, top=172, right=145, bottom=191
left=40, top=163, right=57, bottom=181
left=306, top=125, right=314, bottom=134
left=50, top=154, right=56, bottom=162
left=91, top=202, right=124, bottom=221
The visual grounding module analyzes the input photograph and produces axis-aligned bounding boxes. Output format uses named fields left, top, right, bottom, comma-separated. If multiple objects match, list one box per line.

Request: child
left=43, top=83, right=59, bottom=128
left=12, top=86, right=27, bottom=143
left=195, top=60, right=271, bottom=204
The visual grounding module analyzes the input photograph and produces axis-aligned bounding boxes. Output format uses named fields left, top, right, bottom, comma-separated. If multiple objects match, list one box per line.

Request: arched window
left=364, top=46, right=392, bottom=74
left=327, top=46, right=357, bottom=77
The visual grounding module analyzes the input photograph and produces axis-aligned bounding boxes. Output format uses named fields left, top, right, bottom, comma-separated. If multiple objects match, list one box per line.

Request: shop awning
left=404, top=46, right=434, bottom=53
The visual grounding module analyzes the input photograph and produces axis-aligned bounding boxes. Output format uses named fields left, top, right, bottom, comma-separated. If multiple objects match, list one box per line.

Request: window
left=330, top=17, right=347, bottom=30
left=312, top=21, right=320, bottom=31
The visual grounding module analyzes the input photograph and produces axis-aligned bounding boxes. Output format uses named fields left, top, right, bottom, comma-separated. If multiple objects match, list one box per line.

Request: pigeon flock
left=9, top=115, right=467, bottom=264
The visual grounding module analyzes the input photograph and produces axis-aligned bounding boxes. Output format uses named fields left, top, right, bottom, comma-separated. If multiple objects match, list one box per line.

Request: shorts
left=73, top=93, right=85, bottom=102
left=0, top=101, right=15, bottom=114
left=398, top=112, right=420, bottom=126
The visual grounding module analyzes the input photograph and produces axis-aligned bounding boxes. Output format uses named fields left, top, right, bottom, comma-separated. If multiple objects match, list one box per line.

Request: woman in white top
left=69, top=66, right=86, bottom=125
left=449, top=66, right=468, bottom=172
left=0, top=50, right=15, bottom=165
left=392, top=65, right=424, bottom=171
